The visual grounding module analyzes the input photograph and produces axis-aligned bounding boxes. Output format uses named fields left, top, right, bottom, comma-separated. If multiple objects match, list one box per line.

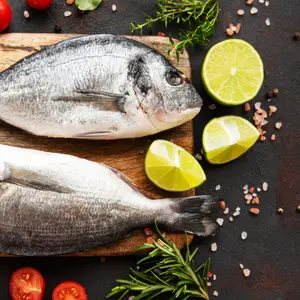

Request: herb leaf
left=75, top=0, right=102, bottom=11
left=131, top=0, right=220, bottom=61
left=106, top=220, right=211, bottom=299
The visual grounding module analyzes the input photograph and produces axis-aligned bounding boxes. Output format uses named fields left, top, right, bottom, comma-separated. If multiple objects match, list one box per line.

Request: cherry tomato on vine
left=27, top=0, right=53, bottom=10
left=0, top=0, right=12, bottom=32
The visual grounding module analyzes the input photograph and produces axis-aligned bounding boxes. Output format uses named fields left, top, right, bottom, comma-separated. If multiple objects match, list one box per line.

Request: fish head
left=128, top=54, right=203, bottom=131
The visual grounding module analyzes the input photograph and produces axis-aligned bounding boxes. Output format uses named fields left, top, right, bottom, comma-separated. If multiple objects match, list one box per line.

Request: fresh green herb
left=75, top=0, right=102, bottom=11
left=131, top=0, right=220, bottom=61
left=106, top=220, right=211, bottom=299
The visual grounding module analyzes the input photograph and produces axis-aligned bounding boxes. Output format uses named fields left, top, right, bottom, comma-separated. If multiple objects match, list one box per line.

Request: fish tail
left=158, top=195, right=221, bottom=237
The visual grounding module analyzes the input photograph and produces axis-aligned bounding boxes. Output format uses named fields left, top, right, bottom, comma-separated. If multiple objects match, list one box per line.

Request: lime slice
left=145, top=140, right=206, bottom=192
left=201, top=39, right=264, bottom=105
left=203, top=116, right=260, bottom=164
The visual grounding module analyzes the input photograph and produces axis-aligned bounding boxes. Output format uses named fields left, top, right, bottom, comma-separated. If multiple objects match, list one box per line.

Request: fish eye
left=166, top=71, right=182, bottom=86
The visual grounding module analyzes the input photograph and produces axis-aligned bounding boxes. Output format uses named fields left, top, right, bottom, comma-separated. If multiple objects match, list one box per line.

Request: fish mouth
left=147, top=106, right=201, bottom=131
left=182, top=107, right=201, bottom=120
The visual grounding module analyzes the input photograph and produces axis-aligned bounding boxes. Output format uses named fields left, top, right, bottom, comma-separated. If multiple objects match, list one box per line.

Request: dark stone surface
left=1, top=0, right=300, bottom=299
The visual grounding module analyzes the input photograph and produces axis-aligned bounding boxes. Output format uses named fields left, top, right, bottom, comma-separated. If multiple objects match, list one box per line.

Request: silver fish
left=0, top=144, right=219, bottom=256
left=0, top=34, right=203, bottom=140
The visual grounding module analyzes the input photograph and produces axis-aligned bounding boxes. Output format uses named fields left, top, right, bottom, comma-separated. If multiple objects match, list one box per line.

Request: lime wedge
left=202, top=116, right=260, bottom=164
left=201, top=39, right=264, bottom=105
left=145, top=140, right=206, bottom=192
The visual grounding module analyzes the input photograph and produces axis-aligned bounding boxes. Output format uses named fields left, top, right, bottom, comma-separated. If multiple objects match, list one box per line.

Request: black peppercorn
left=54, top=25, right=62, bottom=33
left=266, top=88, right=279, bottom=98
left=293, top=32, right=300, bottom=41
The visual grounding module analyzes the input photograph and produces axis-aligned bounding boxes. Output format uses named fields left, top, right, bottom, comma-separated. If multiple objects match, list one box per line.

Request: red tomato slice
left=27, top=0, right=53, bottom=10
left=52, top=281, right=88, bottom=300
left=10, top=267, right=45, bottom=300
left=0, top=0, right=12, bottom=32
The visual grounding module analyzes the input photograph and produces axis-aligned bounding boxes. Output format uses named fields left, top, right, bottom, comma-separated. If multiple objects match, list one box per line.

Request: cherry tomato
left=52, top=281, right=88, bottom=300
left=0, top=0, right=12, bottom=32
left=27, top=0, right=53, bottom=10
left=10, top=267, right=45, bottom=300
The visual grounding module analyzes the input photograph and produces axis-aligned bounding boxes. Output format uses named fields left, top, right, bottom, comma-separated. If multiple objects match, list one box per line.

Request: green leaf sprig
left=106, top=220, right=211, bottom=300
left=131, top=0, right=220, bottom=61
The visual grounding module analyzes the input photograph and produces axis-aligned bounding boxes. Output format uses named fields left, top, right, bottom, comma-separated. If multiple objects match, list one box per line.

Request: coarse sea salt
left=223, top=207, right=229, bottom=215
left=241, top=231, right=248, bottom=240
left=213, top=291, right=219, bottom=297
left=233, top=211, right=240, bottom=217
left=250, top=7, right=258, bottom=14
left=195, top=153, right=203, bottom=161
left=216, top=218, right=224, bottom=226
left=254, top=102, right=261, bottom=110
left=24, top=10, right=30, bottom=18
left=243, top=269, right=251, bottom=277
left=262, top=182, right=268, bottom=191
left=64, top=11, right=72, bottom=17
left=245, top=194, right=253, bottom=201
left=211, top=242, right=217, bottom=252
left=215, top=185, right=221, bottom=191
left=237, top=9, right=245, bottom=16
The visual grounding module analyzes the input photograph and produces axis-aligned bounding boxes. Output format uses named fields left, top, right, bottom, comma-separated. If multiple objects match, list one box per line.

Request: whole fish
left=0, top=34, right=203, bottom=140
left=0, top=144, right=219, bottom=256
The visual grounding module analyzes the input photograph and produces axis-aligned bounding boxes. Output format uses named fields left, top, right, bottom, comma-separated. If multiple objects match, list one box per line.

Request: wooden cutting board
left=0, top=33, right=194, bottom=256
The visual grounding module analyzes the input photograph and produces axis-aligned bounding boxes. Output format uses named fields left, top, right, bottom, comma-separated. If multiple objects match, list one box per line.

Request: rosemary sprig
left=106, top=220, right=211, bottom=300
left=131, top=0, right=220, bottom=61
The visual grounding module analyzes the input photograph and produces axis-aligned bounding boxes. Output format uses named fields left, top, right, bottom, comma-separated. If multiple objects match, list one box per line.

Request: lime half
left=202, top=39, right=264, bottom=105
left=145, top=140, right=206, bottom=192
left=203, top=116, right=260, bottom=164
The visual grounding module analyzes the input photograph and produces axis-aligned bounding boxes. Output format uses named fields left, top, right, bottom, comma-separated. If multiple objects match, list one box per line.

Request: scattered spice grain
left=277, top=208, right=284, bottom=214
left=250, top=208, right=260, bottom=215
left=220, top=201, right=226, bottom=209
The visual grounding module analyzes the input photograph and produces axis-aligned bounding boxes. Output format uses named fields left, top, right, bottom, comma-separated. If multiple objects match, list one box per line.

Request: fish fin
left=105, top=165, right=142, bottom=193
left=0, top=161, right=73, bottom=194
left=54, top=90, right=127, bottom=113
left=159, top=195, right=221, bottom=237
left=0, top=160, right=10, bottom=181
left=73, top=131, right=112, bottom=138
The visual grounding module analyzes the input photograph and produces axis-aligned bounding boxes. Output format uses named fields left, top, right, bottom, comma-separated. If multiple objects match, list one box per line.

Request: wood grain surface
left=0, top=33, right=194, bottom=256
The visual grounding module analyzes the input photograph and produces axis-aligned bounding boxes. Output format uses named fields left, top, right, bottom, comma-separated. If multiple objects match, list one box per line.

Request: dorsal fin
left=105, top=165, right=141, bottom=194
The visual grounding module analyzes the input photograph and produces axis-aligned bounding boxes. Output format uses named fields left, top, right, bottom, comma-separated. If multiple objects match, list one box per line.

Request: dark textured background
left=1, top=0, right=300, bottom=299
